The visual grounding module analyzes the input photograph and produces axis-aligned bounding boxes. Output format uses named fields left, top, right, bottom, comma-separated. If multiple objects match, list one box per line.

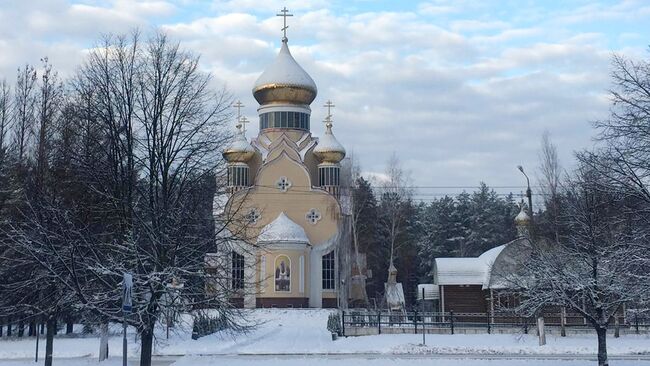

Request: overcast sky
left=1, top=0, right=649, bottom=199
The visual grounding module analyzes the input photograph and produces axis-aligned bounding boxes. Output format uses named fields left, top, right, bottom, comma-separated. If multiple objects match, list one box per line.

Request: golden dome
left=252, top=39, right=317, bottom=106
left=223, top=125, right=256, bottom=163
left=515, top=203, right=531, bottom=226
left=313, top=122, right=346, bottom=163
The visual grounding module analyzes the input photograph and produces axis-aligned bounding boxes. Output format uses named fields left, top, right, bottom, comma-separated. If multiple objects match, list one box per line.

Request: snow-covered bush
left=191, top=313, right=229, bottom=340
left=327, top=313, right=342, bottom=336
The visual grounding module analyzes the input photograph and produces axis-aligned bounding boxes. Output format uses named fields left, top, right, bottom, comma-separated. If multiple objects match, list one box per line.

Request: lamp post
left=517, top=165, right=533, bottom=228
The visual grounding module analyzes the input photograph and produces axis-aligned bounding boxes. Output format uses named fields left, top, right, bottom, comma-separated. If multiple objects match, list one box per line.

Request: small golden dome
left=313, top=122, right=346, bottom=163
left=252, top=39, right=317, bottom=106
left=515, top=202, right=531, bottom=226
left=223, top=124, right=256, bottom=163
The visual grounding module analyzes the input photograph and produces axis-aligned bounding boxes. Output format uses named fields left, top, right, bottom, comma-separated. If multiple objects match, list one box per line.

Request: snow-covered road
left=2, top=354, right=650, bottom=366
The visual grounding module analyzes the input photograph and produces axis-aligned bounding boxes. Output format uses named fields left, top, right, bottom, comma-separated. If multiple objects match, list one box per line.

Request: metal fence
left=341, top=310, right=649, bottom=336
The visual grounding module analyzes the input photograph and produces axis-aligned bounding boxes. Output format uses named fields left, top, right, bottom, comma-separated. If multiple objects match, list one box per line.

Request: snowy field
left=1, top=309, right=650, bottom=365
left=1, top=357, right=650, bottom=366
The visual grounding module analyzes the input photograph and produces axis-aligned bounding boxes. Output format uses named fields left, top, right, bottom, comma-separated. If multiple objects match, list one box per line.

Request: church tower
left=217, top=8, right=347, bottom=308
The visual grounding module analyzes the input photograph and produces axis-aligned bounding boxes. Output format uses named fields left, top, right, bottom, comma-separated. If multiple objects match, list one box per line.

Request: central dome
left=253, top=40, right=317, bottom=106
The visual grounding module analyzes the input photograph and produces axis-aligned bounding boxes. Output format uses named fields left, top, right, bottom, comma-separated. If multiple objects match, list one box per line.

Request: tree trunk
left=99, top=321, right=109, bottom=361
left=18, top=320, right=24, bottom=337
left=45, top=315, right=55, bottom=366
left=596, top=327, right=608, bottom=366
left=66, top=318, right=74, bottom=334
left=139, top=324, right=154, bottom=366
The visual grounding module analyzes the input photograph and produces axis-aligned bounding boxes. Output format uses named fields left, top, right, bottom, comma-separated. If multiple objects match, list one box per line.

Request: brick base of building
left=322, top=298, right=338, bottom=308
left=256, top=297, right=309, bottom=308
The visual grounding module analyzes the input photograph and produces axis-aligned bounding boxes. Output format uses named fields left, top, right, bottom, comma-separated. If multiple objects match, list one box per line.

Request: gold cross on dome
left=323, top=100, right=335, bottom=124
left=240, top=116, right=250, bottom=134
left=276, top=7, right=293, bottom=40
left=233, top=100, right=244, bottom=121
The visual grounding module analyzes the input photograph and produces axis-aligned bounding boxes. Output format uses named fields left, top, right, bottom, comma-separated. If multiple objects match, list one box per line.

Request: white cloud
left=0, top=0, right=647, bottom=190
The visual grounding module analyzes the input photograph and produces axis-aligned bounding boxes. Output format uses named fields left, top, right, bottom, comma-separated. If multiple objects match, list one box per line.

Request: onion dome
left=515, top=202, right=531, bottom=226
left=257, top=212, right=309, bottom=244
left=253, top=39, right=317, bottom=106
left=313, top=122, right=346, bottom=163
left=222, top=124, right=256, bottom=163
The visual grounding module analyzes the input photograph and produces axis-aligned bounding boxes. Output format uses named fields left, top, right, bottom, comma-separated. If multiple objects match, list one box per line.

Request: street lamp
left=517, top=165, right=533, bottom=226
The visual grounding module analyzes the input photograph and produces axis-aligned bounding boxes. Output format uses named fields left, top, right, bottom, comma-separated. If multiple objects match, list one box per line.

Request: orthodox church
left=213, top=12, right=349, bottom=308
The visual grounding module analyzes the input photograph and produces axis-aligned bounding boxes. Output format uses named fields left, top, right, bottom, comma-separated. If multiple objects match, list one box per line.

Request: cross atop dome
left=252, top=9, right=317, bottom=107
left=323, top=100, right=335, bottom=127
left=276, top=7, right=293, bottom=42
left=233, top=100, right=244, bottom=121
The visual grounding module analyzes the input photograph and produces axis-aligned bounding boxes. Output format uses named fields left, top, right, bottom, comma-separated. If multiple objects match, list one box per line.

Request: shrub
left=327, top=312, right=342, bottom=336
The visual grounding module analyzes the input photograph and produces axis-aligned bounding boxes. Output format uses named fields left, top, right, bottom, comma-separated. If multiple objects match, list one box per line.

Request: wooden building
left=433, top=204, right=531, bottom=316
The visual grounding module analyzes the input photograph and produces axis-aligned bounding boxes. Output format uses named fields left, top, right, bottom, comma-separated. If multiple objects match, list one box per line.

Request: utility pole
left=122, top=273, right=133, bottom=366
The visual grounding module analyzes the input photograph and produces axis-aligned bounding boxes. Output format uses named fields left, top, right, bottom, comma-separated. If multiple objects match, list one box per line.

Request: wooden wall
left=442, top=285, right=489, bottom=313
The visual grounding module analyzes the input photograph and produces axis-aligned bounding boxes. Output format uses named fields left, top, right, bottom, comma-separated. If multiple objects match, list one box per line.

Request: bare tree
left=1, top=31, right=254, bottom=366
left=537, top=130, right=562, bottom=244
left=0, top=58, right=68, bottom=366
left=378, top=153, right=413, bottom=288
left=346, top=153, right=369, bottom=307
left=0, top=79, right=12, bottom=212
left=581, top=53, right=650, bottom=209
left=33, top=58, right=64, bottom=196
left=0, top=79, right=11, bottom=161
left=12, top=64, right=37, bottom=164
left=503, top=161, right=650, bottom=366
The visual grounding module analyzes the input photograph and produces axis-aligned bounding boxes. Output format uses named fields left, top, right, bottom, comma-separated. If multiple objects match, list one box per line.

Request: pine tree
left=352, top=177, right=382, bottom=301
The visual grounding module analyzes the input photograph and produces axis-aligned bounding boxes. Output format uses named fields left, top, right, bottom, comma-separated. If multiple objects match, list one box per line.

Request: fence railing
left=340, top=310, right=649, bottom=336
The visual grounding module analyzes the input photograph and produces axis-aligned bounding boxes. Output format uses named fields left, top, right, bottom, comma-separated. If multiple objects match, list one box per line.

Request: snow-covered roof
left=253, top=41, right=317, bottom=93
left=434, top=244, right=506, bottom=289
left=257, top=212, right=309, bottom=244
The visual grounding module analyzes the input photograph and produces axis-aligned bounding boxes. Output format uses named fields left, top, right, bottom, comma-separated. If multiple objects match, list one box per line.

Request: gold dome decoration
left=223, top=122, right=256, bottom=163
left=252, top=39, right=317, bottom=106
left=515, top=202, right=531, bottom=226
left=313, top=122, right=346, bottom=164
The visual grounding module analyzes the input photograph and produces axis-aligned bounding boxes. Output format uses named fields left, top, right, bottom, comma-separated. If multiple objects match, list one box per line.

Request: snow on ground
left=170, top=356, right=650, bottom=366
left=0, top=360, right=124, bottom=366
left=1, top=309, right=650, bottom=360
left=156, top=309, right=650, bottom=356
left=0, top=336, right=140, bottom=359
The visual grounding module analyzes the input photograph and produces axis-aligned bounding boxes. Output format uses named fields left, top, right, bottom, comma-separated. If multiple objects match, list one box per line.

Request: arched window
left=322, top=251, right=335, bottom=290
left=231, top=252, right=244, bottom=290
